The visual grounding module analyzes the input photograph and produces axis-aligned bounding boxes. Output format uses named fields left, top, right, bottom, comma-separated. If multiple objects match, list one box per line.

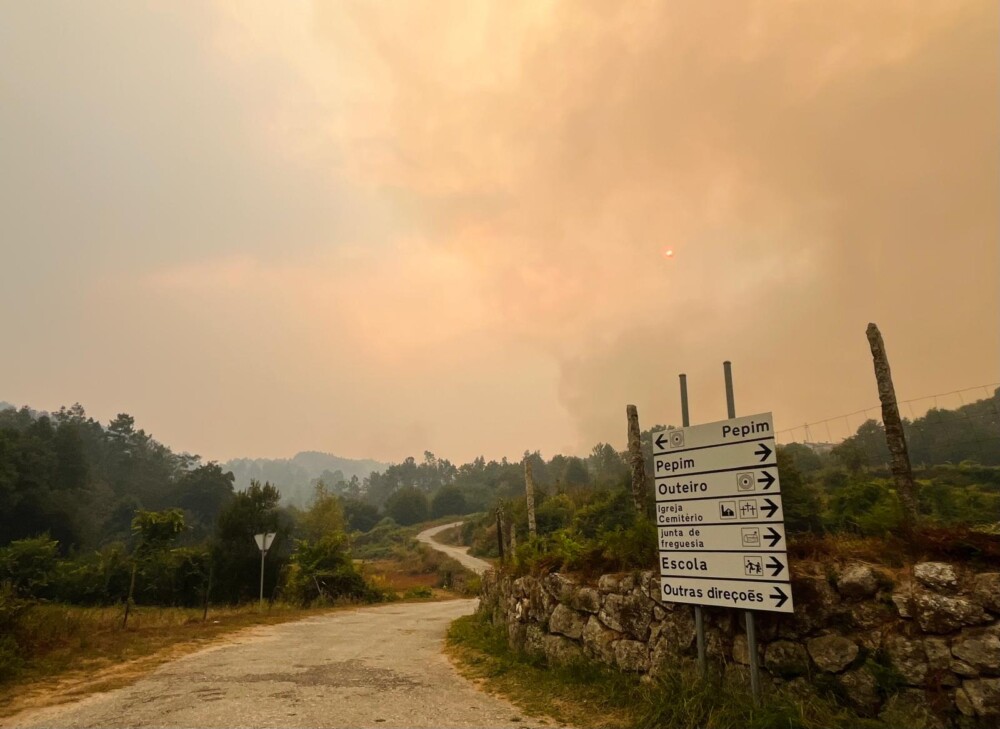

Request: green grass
left=446, top=613, right=886, bottom=729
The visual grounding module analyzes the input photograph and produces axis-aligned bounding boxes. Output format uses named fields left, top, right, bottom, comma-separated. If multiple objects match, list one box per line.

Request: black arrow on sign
left=758, top=471, right=776, bottom=490
left=754, top=443, right=772, bottom=462
left=655, top=433, right=668, bottom=450
left=761, top=497, right=779, bottom=518
left=765, top=526, right=782, bottom=548
left=767, top=556, right=785, bottom=577
left=770, top=586, right=789, bottom=608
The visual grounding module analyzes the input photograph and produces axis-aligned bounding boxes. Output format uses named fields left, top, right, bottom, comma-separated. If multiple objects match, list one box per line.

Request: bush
left=0, top=583, right=30, bottom=681
left=0, top=535, right=59, bottom=597
left=283, top=534, right=375, bottom=605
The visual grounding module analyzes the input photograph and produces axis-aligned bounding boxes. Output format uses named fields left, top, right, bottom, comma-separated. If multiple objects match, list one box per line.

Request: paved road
left=416, top=521, right=492, bottom=575
left=5, top=527, right=541, bottom=729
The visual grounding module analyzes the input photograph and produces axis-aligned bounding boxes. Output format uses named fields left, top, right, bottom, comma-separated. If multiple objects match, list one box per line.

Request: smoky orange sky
left=1, top=1, right=997, bottom=465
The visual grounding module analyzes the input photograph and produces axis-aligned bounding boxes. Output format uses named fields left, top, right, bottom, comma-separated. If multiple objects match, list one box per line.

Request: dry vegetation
left=0, top=602, right=341, bottom=719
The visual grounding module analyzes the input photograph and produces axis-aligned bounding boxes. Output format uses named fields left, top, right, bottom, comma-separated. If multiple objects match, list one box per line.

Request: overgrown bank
left=447, top=612, right=878, bottom=729
left=473, top=553, right=1000, bottom=728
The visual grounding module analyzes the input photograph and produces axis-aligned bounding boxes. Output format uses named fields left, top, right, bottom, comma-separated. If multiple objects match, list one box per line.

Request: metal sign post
left=679, top=374, right=707, bottom=678
left=724, top=361, right=762, bottom=704
left=254, top=532, right=276, bottom=609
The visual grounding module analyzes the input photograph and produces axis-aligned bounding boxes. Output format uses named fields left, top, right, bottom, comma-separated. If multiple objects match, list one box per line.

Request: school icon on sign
left=744, top=556, right=763, bottom=576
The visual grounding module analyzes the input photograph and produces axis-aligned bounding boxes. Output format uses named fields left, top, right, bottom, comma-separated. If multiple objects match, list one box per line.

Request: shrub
left=0, top=535, right=59, bottom=597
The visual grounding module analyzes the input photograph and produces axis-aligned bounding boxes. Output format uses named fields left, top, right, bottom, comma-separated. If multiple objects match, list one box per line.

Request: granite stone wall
left=478, top=561, right=1000, bottom=727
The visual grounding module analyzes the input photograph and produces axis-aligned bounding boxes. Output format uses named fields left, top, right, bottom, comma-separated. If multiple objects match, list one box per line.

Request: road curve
left=415, top=521, right=492, bottom=575
left=4, top=600, right=544, bottom=729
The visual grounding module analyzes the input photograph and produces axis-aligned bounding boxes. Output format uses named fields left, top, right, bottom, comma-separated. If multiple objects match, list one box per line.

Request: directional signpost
left=254, top=532, right=276, bottom=609
left=652, top=412, right=793, bottom=614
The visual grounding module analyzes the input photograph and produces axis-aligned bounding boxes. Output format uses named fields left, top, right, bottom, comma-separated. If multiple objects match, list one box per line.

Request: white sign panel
left=658, top=524, right=786, bottom=551
left=254, top=532, right=276, bottom=552
left=654, top=412, right=793, bottom=614
left=660, top=576, right=792, bottom=612
left=655, top=494, right=784, bottom=527
left=655, top=468, right=780, bottom=501
left=653, top=413, right=776, bottom=451
left=659, top=551, right=789, bottom=582
left=654, top=440, right=776, bottom=477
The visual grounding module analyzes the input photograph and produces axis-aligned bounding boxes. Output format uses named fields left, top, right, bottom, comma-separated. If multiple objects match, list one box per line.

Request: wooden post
left=626, top=404, right=648, bottom=513
left=495, top=507, right=506, bottom=562
left=122, top=561, right=137, bottom=629
left=866, top=323, right=919, bottom=537
left=202, top=565, right=213, bottom=622
left=524, top=459, right=537, bottom=538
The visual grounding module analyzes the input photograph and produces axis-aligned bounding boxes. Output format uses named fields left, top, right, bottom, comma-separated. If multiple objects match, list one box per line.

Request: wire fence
left=774, top=383, right=1000, bottom=456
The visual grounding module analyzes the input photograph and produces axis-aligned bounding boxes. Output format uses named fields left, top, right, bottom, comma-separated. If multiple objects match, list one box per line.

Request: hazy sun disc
left=662, top=248, right=675, bottom=258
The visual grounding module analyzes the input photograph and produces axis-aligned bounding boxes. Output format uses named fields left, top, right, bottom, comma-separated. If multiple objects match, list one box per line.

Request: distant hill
left=222, top=451, right=389, bottom=506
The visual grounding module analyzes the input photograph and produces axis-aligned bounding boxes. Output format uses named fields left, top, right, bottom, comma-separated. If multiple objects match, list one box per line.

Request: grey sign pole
left=724, top=361, right=761, bottom=703
left=679, top=373, right=707, bottom=678
left=254, top=532, right=276, bottom=610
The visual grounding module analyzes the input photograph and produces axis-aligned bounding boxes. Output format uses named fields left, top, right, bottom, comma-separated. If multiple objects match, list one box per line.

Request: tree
left=298, top=483, right=346, bottom=542
left=211, top=480, right=285, bottom=602
left=175, top=463, right=235, bottom=540
left=342, top=498, right=380, bottom=533
left=131, top=509, right=185, bottom=555
left=430, top=485, right=467, bottom=519
left=385, top=487, right=429, bottom=526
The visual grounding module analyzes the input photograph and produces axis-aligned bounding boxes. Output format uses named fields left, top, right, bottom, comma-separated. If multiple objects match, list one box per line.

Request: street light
left=253, top=532, right=276, bottom=608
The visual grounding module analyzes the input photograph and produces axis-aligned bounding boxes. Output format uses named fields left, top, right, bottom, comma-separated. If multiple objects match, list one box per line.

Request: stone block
left=838, top=666, right=881, bottom=716
left=598, top=592, right=653, bottom=641
left=542, top=634, right=585, bottom=667
left=952, top=625, right=1000, bottom=675
left=582, top=615, right=621, bottom=666
left=973, top=573, right=1000, bottom=614
left=957, top=678, right=1000, bottom=718
left=887, top=634, right=929, bottom=685
left=807, top=634, right=859, bottom=673
left=837, top=562, right=880, bottom=599
left=549, top=604, right=587, bottom=640
left=572, top=587, right=601, bottom=614
left=914, top=562, right=959, bottom=593
left=764, top=640, right=810, bottom=678
left=614, top=639, right=650, bottom=672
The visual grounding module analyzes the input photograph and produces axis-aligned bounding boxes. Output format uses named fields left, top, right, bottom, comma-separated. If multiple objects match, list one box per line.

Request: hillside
left=222, top=451, right=389, bottom=506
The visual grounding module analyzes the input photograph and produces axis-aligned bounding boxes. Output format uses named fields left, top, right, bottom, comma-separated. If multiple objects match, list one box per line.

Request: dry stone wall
left=479, top=561, right=1000, bottom=727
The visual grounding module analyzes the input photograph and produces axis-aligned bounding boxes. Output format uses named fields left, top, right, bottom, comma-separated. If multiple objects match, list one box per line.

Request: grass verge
left=445, top=612, right=885, bottom=729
